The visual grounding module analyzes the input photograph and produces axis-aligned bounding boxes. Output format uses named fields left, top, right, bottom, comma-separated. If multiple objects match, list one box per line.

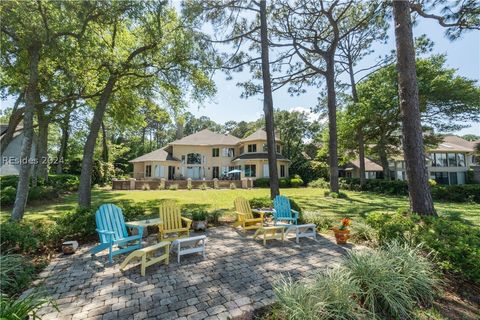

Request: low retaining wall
left=112, top=178, right=249, bottom=190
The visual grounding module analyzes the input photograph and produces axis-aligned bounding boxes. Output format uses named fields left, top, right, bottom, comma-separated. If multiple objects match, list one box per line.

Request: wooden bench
left=119, top=241, right=170, bottom=276
left=171, top=235, right=207, bottom=263
left=285, top=224, right=317, bottom=243
left=253, top=226, right=285, bottom=245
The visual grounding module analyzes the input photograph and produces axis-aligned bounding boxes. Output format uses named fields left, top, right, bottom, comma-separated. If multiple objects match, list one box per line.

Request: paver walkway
left=35, top=226, right=348, bottom=320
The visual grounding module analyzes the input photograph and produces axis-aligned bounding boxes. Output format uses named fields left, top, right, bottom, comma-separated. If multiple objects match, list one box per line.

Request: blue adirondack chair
left=90, top=204, right=144, bottom=263
left=273, top=195, right=299, bottom=225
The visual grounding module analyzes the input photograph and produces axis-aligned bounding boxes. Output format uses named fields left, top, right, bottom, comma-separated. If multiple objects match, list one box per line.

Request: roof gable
left=129, top=148, right=179, bottom=163
left=240, top=129, right=281, bottom=143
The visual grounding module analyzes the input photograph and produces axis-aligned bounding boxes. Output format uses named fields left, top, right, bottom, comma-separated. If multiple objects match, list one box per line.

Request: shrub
left=169, top=184, right=178, bottom=190
left=0, top=253, right=37, bottom=296
left=0, top=186, right=16, bottom=205
left=50, top=207, right=97, bottom=245
left=279, top=178, right=290, bottom=188
left=329, top=192, right=339, bottom=199
left=191, top=211, right=208, bottom=221
left=302, top=212, right=334, bottom=232
left=419, top=216, right=480, bottom=283
left=289, top=178, right=304, bottom=188
left=28, top=186, right=58, bottom=201
left=365, top=212, right=420, bottom=245
left=47, top=174, right=79, bottom=191
left=430, top=184, right=480, bottom=203
left=0, top=222, right=43, bottom=254
left=207, top=209, right=224, bottom=224
left=249, top=197, right=272, bottom=209
left=253, top=178, right=269, bottom=188
left=350, top=221, right=378, bottom=245
left=274, top=268, right=365, bottom=320
left=307, top=178, right=329, bottom=188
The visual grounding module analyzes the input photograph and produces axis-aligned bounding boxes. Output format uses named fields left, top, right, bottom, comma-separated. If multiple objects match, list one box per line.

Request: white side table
left=285, top=224, right=317, bottom=243
left=171, top=235, right=207, bottom=263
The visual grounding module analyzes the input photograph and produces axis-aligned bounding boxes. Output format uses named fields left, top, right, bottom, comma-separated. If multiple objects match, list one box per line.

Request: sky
left=1, top=6, right=479, bottom=136
left=188, top=11, right=480, bottom=136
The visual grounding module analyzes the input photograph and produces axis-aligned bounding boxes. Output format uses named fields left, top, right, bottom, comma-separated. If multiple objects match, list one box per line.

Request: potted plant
left=191, top=211, right=208, bottom=231
left=332, top=218, right=351, bottom=244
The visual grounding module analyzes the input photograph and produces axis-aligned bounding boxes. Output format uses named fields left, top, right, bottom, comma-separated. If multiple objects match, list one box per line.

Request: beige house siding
left=130, top=129, right=290, bottom=181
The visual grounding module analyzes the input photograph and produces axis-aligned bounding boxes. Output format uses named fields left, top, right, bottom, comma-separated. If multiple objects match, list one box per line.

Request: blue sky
left=189, top=14, right=480, bottom=136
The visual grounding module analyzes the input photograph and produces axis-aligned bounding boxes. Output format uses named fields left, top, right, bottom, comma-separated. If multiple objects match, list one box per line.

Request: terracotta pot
left=332, top=228, right=350, bottom=244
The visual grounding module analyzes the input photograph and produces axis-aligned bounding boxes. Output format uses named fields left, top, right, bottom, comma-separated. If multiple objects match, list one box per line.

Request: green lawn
left=1, top=188, right=479, bottom=226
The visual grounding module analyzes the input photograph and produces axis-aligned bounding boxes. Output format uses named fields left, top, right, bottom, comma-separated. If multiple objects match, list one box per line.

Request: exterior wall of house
left=232, top=159, right=290, bottom=179
left=389, top=151, right=473, bottom=185
left=0, top=133, right=36, bottom=176
left=238, top=139, right=282, bottom=155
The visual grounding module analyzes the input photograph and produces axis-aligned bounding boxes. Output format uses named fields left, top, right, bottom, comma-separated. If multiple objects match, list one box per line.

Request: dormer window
left=248, top=144, right=257, bottom=152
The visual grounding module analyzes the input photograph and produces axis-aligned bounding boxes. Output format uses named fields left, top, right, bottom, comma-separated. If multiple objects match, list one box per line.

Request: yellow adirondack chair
left=158, top=202, right=192, bottom=241
left=233, top=197, right=264, bottom=232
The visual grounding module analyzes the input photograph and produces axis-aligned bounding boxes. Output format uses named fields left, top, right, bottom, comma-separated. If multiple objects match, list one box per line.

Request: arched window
left=187, top=153, right=202, bottom=165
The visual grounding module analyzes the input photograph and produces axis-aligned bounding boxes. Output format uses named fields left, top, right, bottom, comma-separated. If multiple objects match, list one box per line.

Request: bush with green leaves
left=249, top=197, right=272, bottom=209
left=419, top=215, right=480, bottom=283
left=302, top=212, right=334, bottom=232
left=365, top=211, right=420, bottom=245
left=253, top=178, right=270, bottom=188
left=349, top=221, right=378, bottom=245
left=191, top=210, right=208, bottom=221
left=289, top=178, right=304, bottom=188
left=307, top=178, right=329, bottom=188
left=0, top=222, right=45, bottom=254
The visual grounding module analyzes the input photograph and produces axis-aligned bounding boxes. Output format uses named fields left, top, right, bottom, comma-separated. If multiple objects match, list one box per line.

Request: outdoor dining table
left=128, top=218, right=162, bottom=237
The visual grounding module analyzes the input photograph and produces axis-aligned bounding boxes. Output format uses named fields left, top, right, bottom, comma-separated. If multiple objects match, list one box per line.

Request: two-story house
left=129, top=129, right=290, bottom=180
left=389, top=135, right=478, bottom=185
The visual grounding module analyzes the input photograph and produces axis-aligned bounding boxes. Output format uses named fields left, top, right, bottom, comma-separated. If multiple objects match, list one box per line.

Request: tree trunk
left=78, top=75, right=117, bottom=208
left=101, top=121, right=109, bottom=162
left=347, top=58, right=366, bottom=186
left=326, top=55, right=339, bottom=193
left=12, top=44, right=40, bottom=221
left=377, top=137, right=390, bottom=180
left=260, top=0, right=279, bottom=199
left=56, top=106, right=71, bottom=174
left=0, top=94, right=24, bottom=154
left=393, top=0, right=436, bottom=216
left=35, top=106, right=49, bottom=182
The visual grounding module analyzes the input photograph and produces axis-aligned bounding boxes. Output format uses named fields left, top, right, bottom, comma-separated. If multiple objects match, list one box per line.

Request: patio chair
left=273, top=195, right=299, bottom=225
left=90, top=204, right=144, bottom=264
left=233, top=197, right=264, bottom=232
left=158, top=201, right=192, bottom=241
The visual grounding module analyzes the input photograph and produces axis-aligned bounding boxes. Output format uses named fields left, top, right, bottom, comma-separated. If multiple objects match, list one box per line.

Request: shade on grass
left=1, top=188, right=479, bottom=226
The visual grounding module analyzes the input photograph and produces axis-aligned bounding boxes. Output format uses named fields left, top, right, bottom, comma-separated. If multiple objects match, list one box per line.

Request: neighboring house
left=0, top=124, right=36, bottom=176
left=129, top=129, right=290, bottom=180
left=389, top=135, right=478, bottom=185
left=340, top=158, right=384, bottom=180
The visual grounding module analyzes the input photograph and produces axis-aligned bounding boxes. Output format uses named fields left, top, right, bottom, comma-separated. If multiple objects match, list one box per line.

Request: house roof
left=240, top=129, right=281, bottom=143
left=347, top=158, right=383, bottom=172
left=430, top=135, right=476, bottom=152
left=232, top=153, right=289, bottom=162
left=169, top=129, right=240, bottom=146
left=129, top=148, right=180, bottom=163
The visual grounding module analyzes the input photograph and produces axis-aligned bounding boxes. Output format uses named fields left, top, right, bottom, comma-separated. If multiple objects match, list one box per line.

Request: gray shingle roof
left=129, top=148, right=179, bottom=163
left=240, top=129, right=281, bottom=143
left=169, top=129, right=240, bottom=146
left=347, top=158, right=383, bottom=172
left=432, top=135, right=476, bottom=152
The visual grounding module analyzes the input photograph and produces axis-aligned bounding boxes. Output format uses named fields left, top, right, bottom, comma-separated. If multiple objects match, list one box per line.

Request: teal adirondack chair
left=90, top=204, right=144, bottom=263
left=273, top=195, right=299, bottom=226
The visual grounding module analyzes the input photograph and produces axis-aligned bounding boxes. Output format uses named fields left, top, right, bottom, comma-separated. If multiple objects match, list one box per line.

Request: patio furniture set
left=90, top=195, right=317, bottom=276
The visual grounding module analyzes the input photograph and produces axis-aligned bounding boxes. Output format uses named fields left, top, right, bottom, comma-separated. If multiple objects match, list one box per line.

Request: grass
left=1, top=187, right=479, bottom=226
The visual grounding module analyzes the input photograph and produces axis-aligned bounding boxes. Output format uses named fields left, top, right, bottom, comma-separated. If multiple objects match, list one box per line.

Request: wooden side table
left=253, top=226, right=285, bottom=245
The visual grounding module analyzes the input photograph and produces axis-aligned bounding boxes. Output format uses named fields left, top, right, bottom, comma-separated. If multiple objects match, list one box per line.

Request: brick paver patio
left=34, top=226, right=348, bottom=320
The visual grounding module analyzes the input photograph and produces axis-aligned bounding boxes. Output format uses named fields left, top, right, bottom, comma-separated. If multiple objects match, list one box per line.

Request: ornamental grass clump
left=274, top=268, right=367, bottom=320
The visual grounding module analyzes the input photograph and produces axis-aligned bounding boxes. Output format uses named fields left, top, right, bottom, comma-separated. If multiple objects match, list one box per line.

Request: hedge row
left=309, top=178, right=480, bottom=203
left=253, top=177, right=304, bottom=188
